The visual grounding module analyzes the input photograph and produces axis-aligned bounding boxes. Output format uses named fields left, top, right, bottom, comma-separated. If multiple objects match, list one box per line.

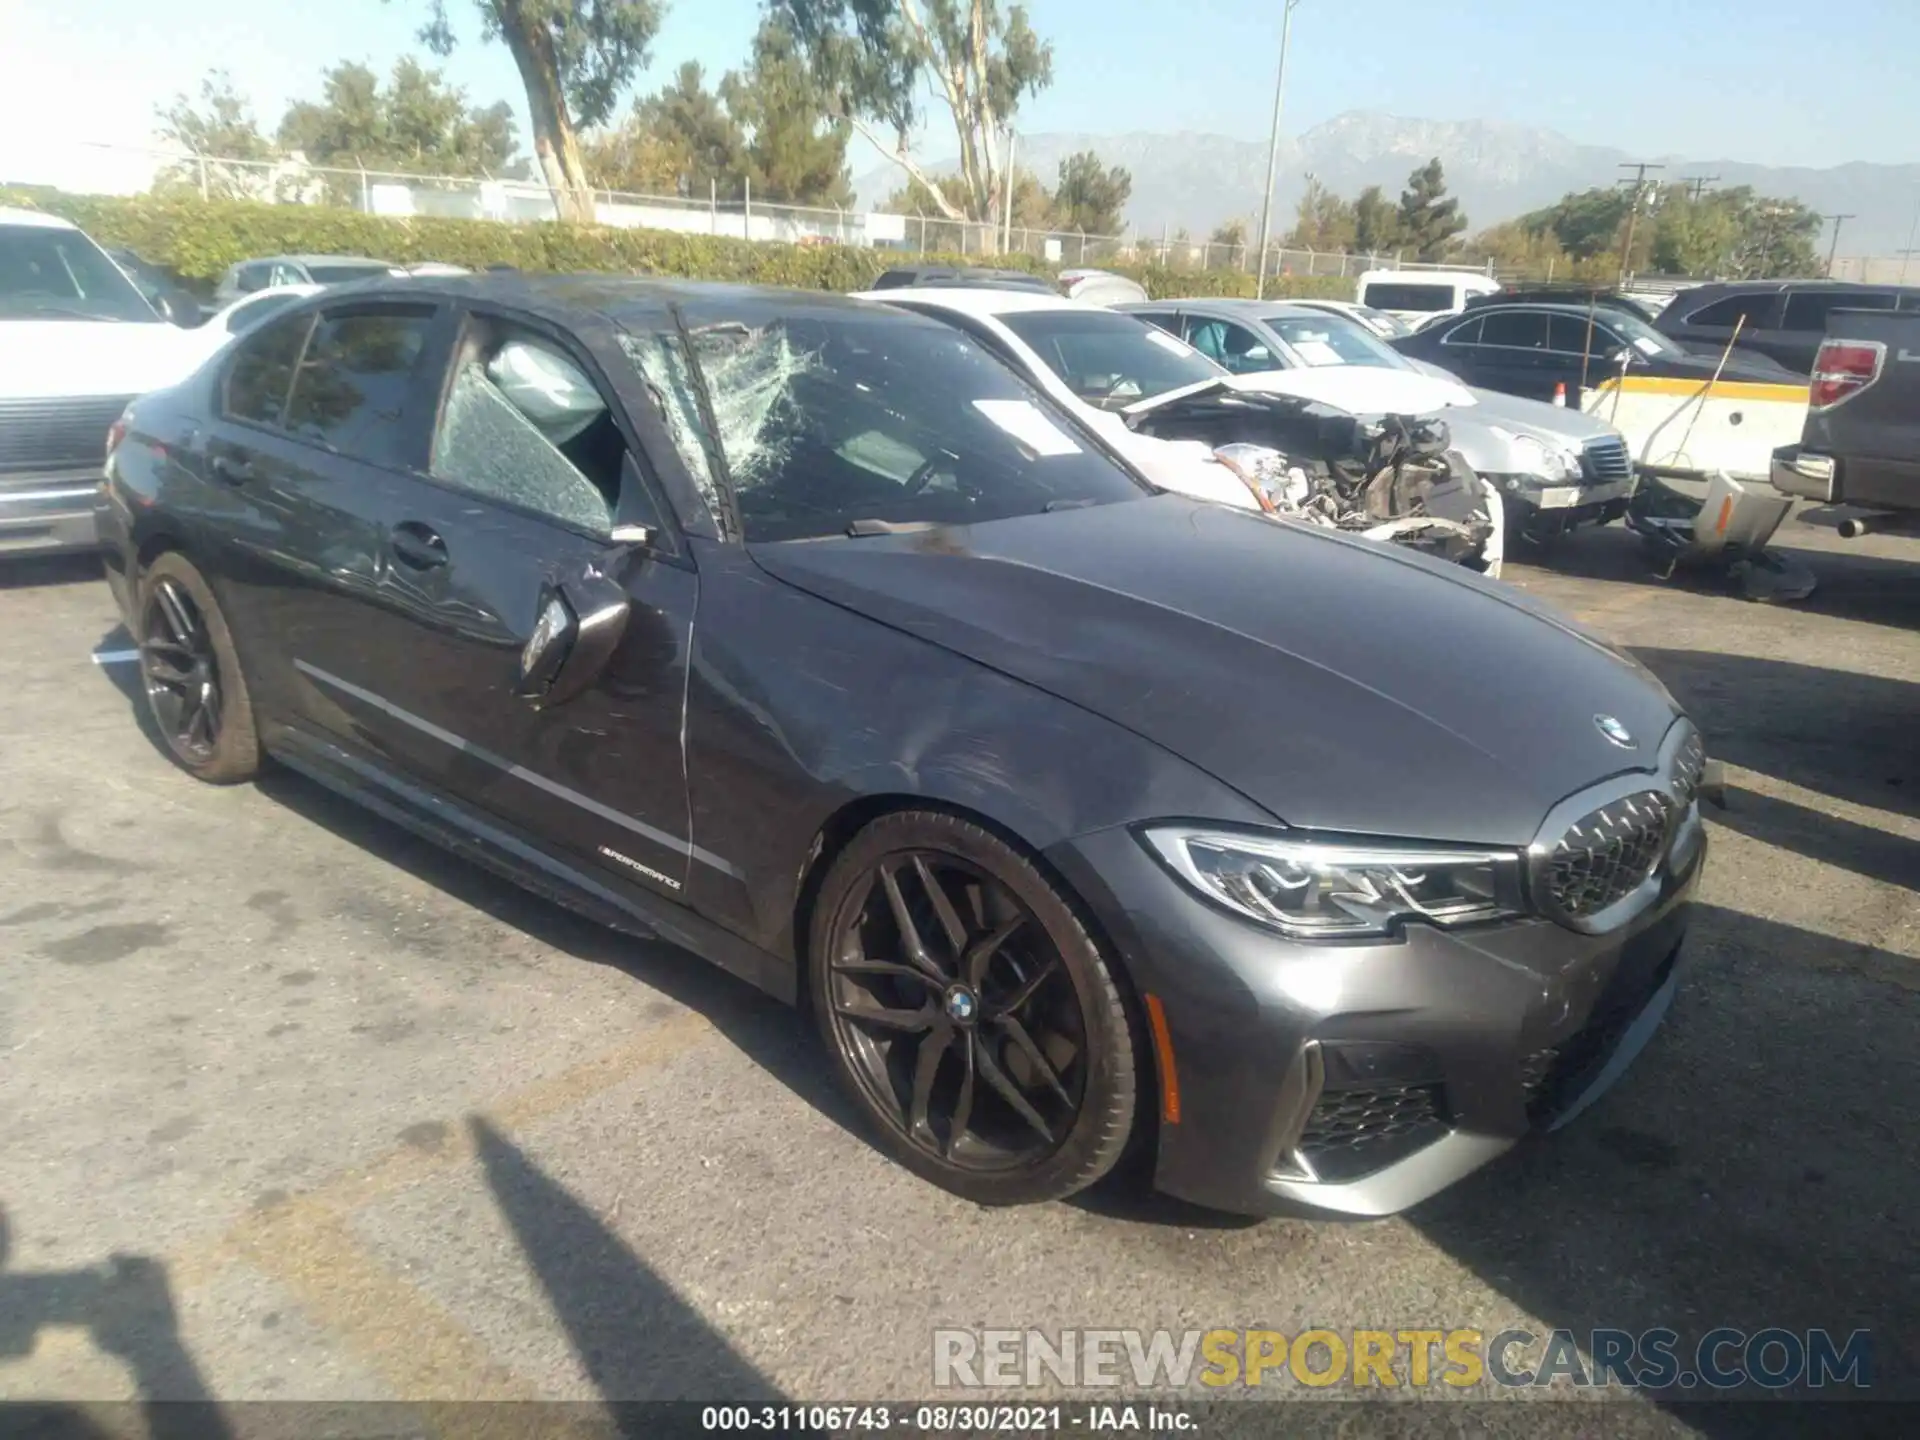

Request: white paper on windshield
left=1293, top=339, right=1344, bottom=367
left=1633, top=336, right=1663, bottom=356
left=971, top=399, right=1082, bottom=456
left=1145, top=329, right=1197, bottom=357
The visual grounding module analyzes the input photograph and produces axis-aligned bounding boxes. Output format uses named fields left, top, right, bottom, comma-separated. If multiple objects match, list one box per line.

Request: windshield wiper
left=845, top=518, right=939, bottom=536
left=1044, top=498, right=1099, bottom=512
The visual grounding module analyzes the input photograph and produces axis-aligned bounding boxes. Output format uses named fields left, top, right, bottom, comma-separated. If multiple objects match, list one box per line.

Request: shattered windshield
left=621, top=312, right=1148, bottom=544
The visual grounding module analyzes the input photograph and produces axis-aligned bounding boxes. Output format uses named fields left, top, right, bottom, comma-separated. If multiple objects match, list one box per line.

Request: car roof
left=327, top=273, right=951, bottom=332
left=0, top=206, right=78, bottom=231
left=859, top=286, right=1106, bottom=318
left=236, top=254, right=397, bottom=269
left=1447, top=302, right=1643, bottom=319
left=1121, top=297, right=1324, bottom=319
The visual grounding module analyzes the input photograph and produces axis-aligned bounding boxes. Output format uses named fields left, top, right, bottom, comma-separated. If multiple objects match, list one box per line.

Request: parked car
left=1354, top=268, right=1501, bottom=325
left=211, top=254, right=406, bottom=310
left=1770, top=307, right=1920, bottom=542
left=1654, top=279, right=1920, bottom=375
left=1289, top=298, right=1415, bottom=340
left=1120, top=298, right=1636, bottom=543
left=1466, top=288, right=1664, bottom=325
left=178, top=284, right=326, bottom=368
left=1392, top=302, right=1800, bottom=405
left=105, top=248, right=204, bottom=327
left=868, top=264, right=1056, bottom=295
left=856, top=286, right=1503, bottom=571
left=1394, top=302, right=1816, bottom=488
left=1056, top=267, right=1149, bottom=306
left=99, top=273, right=1713, bottom=1217
left=0, top=207, right=207, bottom=556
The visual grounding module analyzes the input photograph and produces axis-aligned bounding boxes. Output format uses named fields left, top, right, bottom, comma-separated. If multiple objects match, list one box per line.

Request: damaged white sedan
left=858, top=287, right=1503, bottom=576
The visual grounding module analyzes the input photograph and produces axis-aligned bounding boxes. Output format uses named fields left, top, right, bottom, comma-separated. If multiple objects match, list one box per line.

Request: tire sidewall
left=137, top=552, right=260, bottom=784
left=808, top=810, right=1137, bottom=1207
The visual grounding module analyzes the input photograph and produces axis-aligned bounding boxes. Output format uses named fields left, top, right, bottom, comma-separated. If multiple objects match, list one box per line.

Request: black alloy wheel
left=811, top=811, right=1136, bottom=1206
left=142, top=577, right=222, bottom=761
left=136, top=552, right=261, bottom=784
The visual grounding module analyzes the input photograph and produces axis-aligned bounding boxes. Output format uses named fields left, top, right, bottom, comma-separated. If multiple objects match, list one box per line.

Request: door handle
left=389, top=522, right=448, bottom=570
left=207, top=446, right=254, bottom=485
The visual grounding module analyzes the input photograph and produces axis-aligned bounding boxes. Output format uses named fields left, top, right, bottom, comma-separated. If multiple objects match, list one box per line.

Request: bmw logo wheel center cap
left=944, top=987, right=979, bottom=1024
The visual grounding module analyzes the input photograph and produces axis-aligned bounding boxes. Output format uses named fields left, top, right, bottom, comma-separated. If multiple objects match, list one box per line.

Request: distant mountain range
left=853, top=111, right=1920, bottom=255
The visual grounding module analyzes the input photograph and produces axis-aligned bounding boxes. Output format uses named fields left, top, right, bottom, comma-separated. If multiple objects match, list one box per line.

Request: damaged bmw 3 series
left=99, top=276, right=1716, bottom=1217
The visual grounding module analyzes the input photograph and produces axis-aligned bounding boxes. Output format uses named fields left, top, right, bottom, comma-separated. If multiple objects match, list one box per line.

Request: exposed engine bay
left=1124, top=386, right=1500, bottom=571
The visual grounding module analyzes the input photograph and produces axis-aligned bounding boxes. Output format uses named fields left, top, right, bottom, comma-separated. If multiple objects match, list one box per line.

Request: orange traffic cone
left=1552, top=382, right=1568, bottom=407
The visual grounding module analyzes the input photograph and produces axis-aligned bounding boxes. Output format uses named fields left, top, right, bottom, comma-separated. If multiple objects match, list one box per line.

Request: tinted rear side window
left=1782, top=290, right=1895, bottom=330
left=223, top=312, right=314, bottom=427
left=1679, top=293, right=1778, bottom=331
left=1479, top=311, right=1550, bottom=348
left=283, top=307, right=435, bottom=465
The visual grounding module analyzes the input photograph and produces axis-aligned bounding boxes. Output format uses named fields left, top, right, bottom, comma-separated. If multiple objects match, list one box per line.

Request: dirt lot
left=1, top=512, right=1915, bottom=1431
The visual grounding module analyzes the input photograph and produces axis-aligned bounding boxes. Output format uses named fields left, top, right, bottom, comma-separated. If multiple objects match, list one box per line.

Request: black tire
left=808, top=810, right=1137, bottom=1207
left=136, top=551, right=261, bottom=784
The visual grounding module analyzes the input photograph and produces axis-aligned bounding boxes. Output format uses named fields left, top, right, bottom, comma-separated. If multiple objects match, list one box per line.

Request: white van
left=1355, top=269, right=1501, bottom=326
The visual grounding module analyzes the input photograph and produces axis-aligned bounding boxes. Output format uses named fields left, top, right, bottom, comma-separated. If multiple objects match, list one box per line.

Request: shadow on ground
left=1632, top=647, right=1919, bottom=821
left=1407, top=903, right=1919, bottom=1424
left=0, top=1206, right=232, bottom=1440
left=1519, top=520, right=1920, bottom=633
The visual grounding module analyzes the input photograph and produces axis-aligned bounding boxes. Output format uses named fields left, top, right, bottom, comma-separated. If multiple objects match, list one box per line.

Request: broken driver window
left=430, top=332, right=621, bottom=535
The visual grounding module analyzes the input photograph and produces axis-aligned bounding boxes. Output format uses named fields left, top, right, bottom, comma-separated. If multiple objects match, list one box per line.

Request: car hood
left=1131, top=368, right=1479, bottom=418
left=0, top=319, right=205, bottom=399
left=750, top=495, right=1679, bottom=845
left=1454, top=387, right=1623, bottom=444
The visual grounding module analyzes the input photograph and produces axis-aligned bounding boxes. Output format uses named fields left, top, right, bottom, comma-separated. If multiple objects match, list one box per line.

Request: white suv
left=0, top=208, right=206, bottom=556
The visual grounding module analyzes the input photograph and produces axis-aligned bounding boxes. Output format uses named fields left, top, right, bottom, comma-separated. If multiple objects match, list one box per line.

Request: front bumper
left=0, top=471, right=104, bottom=557
left=1495, top=474, right=1636, bottom=536
left=1047, top=817, right=1703, bottom=1219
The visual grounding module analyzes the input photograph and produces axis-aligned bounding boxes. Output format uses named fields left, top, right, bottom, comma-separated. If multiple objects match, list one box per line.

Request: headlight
left=1213, top=443, right=1307, bottom=511
left=1141, top=827, right=1524, bottom=939
left=1504, top=432, right=1580, bottom=482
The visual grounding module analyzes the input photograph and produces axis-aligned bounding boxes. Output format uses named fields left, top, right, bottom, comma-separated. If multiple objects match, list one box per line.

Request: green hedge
left=4, top=190, right=1352, bottom=304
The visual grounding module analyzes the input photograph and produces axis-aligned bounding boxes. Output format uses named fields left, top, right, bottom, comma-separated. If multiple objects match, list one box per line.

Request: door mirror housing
left=514, top=565, right=631, bottom=708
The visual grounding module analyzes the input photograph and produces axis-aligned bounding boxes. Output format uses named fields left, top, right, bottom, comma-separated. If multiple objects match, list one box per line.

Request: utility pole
left=1615, top=162, right=1665, bottom=284
left=1822, top=213, right=1855, bottom=275
left=1002, top=130, right=1017, bottom=255
left=1684, top=174, right=1719, bottom=202
left=1253, top=0, right=1304, bottom=301
left=1902, top=193, right=1920, bottom=284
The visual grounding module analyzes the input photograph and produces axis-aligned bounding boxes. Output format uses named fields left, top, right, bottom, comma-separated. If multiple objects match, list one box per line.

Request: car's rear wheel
left=137, top=552, right=260, bottom=784
left=809, top=811, right=1137, bottom=1206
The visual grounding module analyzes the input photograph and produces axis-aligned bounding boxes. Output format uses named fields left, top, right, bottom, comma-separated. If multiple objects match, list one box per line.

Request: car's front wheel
left=136, top=551, right=261, bottom=784
left=809, top=811, right=1138, bottom=1206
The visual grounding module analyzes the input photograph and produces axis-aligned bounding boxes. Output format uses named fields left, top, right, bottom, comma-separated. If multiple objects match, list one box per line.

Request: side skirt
left=264, top=723, right=797, bottom=1005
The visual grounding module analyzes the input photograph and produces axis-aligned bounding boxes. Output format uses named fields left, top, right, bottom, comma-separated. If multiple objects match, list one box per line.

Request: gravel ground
left=0, top=512, right=1914, bottom=1437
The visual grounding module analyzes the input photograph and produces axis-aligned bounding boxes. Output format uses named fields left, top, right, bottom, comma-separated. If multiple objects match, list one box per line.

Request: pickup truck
left=1771, top=309, right=1920, bottom=540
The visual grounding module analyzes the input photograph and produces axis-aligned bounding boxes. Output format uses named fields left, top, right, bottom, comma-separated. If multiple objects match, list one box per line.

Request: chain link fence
left=40, top=140, right=1494, bottom=282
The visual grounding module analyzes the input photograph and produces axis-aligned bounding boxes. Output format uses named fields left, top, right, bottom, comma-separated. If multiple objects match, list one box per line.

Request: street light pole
left=1253, top=0, right=1303, bottom=302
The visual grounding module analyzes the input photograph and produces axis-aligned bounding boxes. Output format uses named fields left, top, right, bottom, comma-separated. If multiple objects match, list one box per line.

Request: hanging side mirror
left=514, top=565, right=631, bottom=709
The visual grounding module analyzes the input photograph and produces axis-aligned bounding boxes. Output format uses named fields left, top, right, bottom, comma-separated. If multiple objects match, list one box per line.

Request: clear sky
left=3, top=0, right=1916, bottom=178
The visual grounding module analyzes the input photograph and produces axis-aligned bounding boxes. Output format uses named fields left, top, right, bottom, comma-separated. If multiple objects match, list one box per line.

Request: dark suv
left=1655, top=280, right=1920, bottom=375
